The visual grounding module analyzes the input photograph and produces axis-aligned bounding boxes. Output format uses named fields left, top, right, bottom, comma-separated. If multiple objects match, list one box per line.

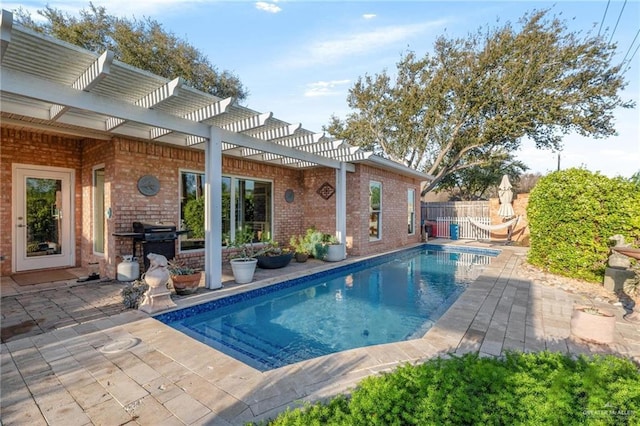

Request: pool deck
left=2, top=240, right=639, bottom=425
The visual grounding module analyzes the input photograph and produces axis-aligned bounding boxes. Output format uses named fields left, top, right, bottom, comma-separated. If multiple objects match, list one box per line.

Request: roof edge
left=359, top=155, right=434, bottom=181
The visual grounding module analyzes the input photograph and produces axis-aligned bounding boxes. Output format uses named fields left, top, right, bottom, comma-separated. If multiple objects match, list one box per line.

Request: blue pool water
left=156, top=245, right=499, bottom=371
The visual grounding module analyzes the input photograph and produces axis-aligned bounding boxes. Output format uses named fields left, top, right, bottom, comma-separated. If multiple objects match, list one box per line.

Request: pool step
left=184, top=322, right=303, bottom=370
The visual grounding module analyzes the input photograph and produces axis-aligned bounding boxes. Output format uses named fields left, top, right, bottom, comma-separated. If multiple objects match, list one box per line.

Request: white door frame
left=12, top=164, right=75, bottom=272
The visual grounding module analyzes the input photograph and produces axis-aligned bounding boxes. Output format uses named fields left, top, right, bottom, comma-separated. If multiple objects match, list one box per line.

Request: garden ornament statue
left=608, top=235, right=631, bottom=270
left=138, top=253, right=176, bottom=313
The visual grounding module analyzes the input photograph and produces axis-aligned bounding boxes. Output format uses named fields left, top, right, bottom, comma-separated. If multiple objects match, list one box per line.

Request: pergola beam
left=223, top=112, right=272, bottom=133
left=0, top=10, right=12, bottom=60
left=246, top=122, right=301, bottom=140
left=1, top=68, right=212, bottom=138
left=51, top=50, right=115, bottom=120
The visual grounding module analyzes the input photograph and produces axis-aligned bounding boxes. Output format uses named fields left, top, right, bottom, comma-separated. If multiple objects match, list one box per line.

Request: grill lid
left=133, top=221, right=177, bottom=233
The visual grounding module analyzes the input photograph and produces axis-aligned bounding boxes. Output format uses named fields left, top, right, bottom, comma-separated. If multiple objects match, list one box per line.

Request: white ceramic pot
left=230, top=258, right=258, bottom=284
left=325, top=244, right=345, bottom=262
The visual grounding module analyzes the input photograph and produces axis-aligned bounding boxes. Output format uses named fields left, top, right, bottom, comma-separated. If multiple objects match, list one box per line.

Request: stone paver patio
left=2, top=241, right=639, bottom=425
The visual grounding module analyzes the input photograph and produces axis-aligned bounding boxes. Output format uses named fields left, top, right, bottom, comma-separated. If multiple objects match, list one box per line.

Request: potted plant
left=255, top=241, right=293, bottom=269
left=323, top=233, right=345, bottom=262
left=305, top=227, right=329, bottom=260
left=570, top=300, right=617, bottom=344
left=229, top=227, right=259, bottom=284
left=167, top=260, right=202, bottom=295
left=289, top=234, right=312, bottom=262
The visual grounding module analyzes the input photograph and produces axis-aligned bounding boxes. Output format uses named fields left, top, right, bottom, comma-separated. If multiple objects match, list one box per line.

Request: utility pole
left=557, top=153, right=561, bottom=171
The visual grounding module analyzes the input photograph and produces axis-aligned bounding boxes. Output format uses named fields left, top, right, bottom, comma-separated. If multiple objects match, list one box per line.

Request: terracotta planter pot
left=170, top=272, right=202, bottom=295
left=295, top=252, right=309, bottom=263
left=570, top=306, right=616, bottom=344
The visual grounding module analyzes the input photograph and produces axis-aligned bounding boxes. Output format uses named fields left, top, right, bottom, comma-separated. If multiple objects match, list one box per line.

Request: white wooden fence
left=434, top=217, right=491, bottom=240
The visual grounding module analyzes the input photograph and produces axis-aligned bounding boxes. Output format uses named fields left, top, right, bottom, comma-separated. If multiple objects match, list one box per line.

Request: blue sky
left=8, top=1, right=640, bottom=178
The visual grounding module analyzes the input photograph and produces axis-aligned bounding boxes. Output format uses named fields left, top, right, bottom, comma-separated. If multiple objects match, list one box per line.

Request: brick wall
left=2, top=129, right=424, bottom=277
left=347, top=164, right=422, bottom=256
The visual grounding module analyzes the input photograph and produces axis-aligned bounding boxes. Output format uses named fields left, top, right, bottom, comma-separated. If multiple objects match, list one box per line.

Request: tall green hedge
left=527, top=168, right=640, bottom=282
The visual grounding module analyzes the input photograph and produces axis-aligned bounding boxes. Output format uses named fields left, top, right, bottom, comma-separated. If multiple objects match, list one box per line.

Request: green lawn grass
left=253, top=352, right=640, bottom=426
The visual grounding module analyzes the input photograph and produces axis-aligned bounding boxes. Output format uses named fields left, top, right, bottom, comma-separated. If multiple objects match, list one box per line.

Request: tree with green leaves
left=325, top=9, right=633, bottom=195
left=14, top=3, right=247, bottom=100
left=436, top=154, right=528, bottom=200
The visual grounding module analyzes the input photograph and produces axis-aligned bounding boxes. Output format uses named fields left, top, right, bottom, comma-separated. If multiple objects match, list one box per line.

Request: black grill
left=132, top=221, right=178, bottom=271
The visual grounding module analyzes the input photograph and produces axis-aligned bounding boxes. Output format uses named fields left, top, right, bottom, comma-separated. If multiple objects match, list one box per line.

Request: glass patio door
left=14, top=166, right=74, bottom=271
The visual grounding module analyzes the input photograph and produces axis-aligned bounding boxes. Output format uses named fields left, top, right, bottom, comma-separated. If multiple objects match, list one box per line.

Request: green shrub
left=527, top=168, right=640, bottom=282
left=254, top=352, right=640, bottom=425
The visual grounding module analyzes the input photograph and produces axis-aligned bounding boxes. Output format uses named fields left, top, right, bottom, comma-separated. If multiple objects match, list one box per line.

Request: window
left=179, top=171, right=272, bottom=251
left=407, top=189, right=415, bottom=235
left=369, top=181, right=381, bottom=240
left=234, top=178, right=272, bottom=242
left=180, top=171, right=205, bottom=251
left=93, top=166, right=105, bottom=254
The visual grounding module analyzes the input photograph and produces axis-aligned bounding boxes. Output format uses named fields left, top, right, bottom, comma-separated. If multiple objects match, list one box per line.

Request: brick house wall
left=346, top=164, right=422, bottom=256
left=2, top=128, right=424, bottom=278
left=299, top=164, right=422, bottom=257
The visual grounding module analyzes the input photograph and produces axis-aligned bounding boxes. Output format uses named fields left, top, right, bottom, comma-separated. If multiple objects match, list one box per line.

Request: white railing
left=434, top=217, right=491, bottom=240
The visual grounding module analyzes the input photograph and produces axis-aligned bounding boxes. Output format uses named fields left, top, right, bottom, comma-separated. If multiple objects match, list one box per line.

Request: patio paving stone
left=2, top=241, right=639, bottom=424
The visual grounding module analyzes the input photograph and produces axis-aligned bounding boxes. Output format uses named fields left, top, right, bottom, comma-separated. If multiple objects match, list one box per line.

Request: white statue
left=138, top=253, right=176, bottom=313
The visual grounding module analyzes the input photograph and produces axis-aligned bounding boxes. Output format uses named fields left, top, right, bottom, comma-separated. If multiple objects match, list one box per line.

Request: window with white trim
left=179, top=171, right=272, bottom=251
left=369, top=181, right=381, bottom=240
left=408, top=189, right=415, bottom=235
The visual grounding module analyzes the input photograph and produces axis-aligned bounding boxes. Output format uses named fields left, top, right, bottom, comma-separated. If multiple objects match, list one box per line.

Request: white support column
left=204, top=127, right=223, bottom=289
left=335, top=163, right=347, bottom=260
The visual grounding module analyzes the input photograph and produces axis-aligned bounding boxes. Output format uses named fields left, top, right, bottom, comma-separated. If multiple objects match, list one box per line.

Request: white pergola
left=0, top=9, right=430, bottom=288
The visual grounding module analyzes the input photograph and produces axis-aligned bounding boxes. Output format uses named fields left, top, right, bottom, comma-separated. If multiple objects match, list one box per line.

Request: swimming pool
left=156, top=245, right=499, bottom=371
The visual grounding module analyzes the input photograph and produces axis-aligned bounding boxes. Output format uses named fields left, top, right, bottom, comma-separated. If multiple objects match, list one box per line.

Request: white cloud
left=282, top=19, right=447, bottom=68
left=4, top=0, right=207, bottom=19
left=304, top=79, right=351, bottom=97
left=255, top=2, right=281, bottom=14
left=363, top=14, right=376, bottom=20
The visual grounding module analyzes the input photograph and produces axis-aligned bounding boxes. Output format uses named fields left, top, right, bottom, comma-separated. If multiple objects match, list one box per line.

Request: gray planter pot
left=256, top=253, right=293, bottom=269
left=325, top=244, right=345, bottom=262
